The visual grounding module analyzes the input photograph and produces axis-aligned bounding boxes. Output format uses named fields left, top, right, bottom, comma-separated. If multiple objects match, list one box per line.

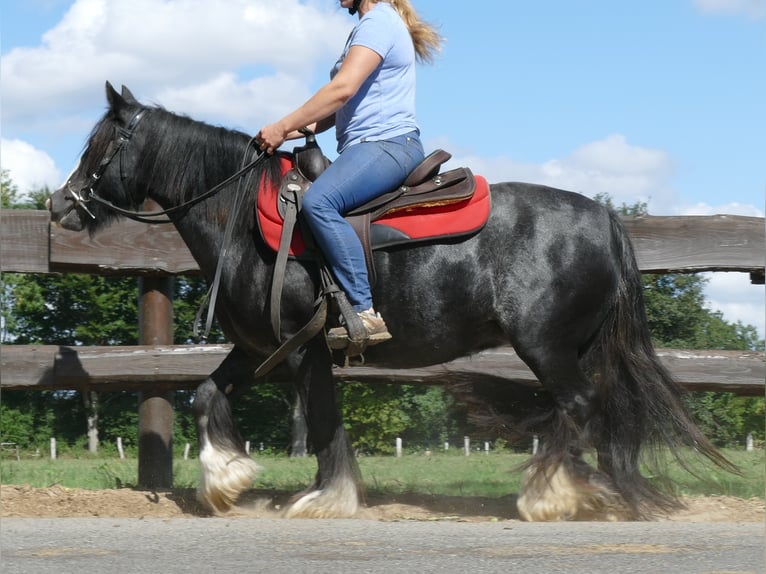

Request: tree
left=338, top=383, right=466, bottom=454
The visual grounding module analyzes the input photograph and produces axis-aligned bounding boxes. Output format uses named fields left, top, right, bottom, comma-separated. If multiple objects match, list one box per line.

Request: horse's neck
left=144, top=123, right=267, bottom=279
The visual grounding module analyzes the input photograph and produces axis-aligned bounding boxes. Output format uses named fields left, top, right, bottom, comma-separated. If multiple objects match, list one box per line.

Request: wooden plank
left=49, top=218, right=199, bottom=276
left=2, top=211, right=764, bottom=278
left=0, top=211, right=51, bottom=273
left=1, top=345, right=762, bottom=395
left=0, top=344, right=57, bottom=387
left=623, top=215, right=765, bottom=279
left=336, top=347, right=766, bottom=396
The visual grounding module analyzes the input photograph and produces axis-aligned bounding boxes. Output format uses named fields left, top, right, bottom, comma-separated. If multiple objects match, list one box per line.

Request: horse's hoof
left=197, top=447, right=260, bottom=514
left=283, top=478, right=361, bottom=518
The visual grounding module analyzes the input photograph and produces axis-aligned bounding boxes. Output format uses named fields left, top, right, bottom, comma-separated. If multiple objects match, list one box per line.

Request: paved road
left=2, top=518, right=763, bottom=574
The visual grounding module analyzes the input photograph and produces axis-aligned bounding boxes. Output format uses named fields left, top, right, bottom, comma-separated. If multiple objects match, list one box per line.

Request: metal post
left=137, top=274, right=174, bottom=489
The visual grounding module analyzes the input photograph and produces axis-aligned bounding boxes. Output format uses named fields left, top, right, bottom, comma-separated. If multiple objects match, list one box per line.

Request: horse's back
left=365, top=182, right=623, bottom=367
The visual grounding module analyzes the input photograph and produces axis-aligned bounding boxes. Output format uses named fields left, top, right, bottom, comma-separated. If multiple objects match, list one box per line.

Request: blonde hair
left=371, top=0, right=443, bottom=64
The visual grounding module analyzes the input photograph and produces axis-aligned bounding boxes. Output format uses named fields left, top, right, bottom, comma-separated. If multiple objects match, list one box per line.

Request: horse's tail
left=586, top=210, right=738, bottom=514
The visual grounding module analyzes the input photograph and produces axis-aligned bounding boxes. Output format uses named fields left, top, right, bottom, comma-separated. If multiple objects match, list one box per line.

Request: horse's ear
left=121, top=85, right=138, bottom=104
left=105, top=81, right=125, bottom=110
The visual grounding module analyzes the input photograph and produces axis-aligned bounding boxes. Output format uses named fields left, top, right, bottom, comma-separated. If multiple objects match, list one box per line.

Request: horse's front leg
left=284, top=337, right=363, bottom=518
left=193, top=345, right=260, bottom=513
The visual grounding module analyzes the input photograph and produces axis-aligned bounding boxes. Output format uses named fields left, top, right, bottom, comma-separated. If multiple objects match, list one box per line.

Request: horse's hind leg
left=193, top=346, right=260, bottom=513
left=515, top=352, right=633, bottom=521
left=284, top=337, right=362, bottom=518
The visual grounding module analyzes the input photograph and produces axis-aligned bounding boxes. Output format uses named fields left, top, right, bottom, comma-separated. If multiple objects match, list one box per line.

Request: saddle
left=257, top=137, right=490, bottom=267
left=256, top=133, right=490, bottom=358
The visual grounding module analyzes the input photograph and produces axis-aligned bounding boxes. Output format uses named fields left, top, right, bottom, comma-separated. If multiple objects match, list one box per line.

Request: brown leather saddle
left=276, top=134, right=477, bottom=279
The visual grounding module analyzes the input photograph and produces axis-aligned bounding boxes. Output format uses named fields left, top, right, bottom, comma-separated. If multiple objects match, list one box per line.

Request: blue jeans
left=301, top=131, right=424, bottom=312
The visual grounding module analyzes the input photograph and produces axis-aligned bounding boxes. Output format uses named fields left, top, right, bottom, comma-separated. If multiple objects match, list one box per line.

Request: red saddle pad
left=256, top=156, right=491, bottom=257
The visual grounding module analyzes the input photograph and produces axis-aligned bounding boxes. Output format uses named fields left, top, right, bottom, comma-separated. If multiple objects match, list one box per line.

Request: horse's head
left=48, top=81, right=150, bottom=233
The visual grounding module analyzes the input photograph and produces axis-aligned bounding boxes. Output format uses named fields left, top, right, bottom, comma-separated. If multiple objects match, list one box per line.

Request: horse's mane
left=82, top=103, right=284, bottom=230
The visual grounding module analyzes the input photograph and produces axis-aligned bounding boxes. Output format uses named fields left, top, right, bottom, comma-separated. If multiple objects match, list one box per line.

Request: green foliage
left=683, top=392, right=765, bottom=447
left=172, top=275, right=227, bottom=344
left=4, top=272, right=139, bottom=345
left=230, top=383, right=294, bottom=452
left=339, top=384, right=464, bottom=454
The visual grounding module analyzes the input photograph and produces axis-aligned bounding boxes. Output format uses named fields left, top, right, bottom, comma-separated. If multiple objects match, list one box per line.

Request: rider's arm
left=283, top=113, right=336, bottom=141
left=257, top=45, right=381, bottom=153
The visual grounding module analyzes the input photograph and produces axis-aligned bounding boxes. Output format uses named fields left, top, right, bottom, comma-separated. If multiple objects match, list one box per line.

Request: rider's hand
left=256, top=122, right=287, bottom=154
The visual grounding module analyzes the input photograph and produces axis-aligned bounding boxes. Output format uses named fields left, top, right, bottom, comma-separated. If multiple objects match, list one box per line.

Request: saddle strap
left=348, top=213, right=376, bottom=287
left=270, top=184, right=301, bottom=342
left=254, top=295, right=328, bottom=380
left=194, top=158, right=256, bottom=339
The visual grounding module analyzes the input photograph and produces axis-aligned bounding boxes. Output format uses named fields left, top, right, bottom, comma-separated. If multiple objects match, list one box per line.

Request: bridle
left=64, top=106, right=266, bottom=225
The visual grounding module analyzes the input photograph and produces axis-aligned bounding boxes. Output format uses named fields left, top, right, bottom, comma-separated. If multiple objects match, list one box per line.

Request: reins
left=87, top=147, right=267, bottom=225
left=193, top=141, right=264, bottom=340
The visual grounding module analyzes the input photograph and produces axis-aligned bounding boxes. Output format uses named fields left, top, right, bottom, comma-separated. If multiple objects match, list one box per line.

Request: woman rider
left=256, top=0, right=442, bottom=347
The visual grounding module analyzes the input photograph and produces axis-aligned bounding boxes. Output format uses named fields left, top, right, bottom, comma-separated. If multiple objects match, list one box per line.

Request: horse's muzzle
left=47, top=188, right=86, bottom=231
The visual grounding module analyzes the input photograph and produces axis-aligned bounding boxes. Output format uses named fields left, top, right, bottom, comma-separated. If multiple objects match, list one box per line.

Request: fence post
left=395, top=437, right=402, bottom=458
left=137, top=274, right=174, bottom=489
left=50, top=438, right=57, bottom=460
left=746, top=432, right=754, bottom=451
left=117, top=437, right=125, bottom=459
left=464, top=436, right=470, bottom=456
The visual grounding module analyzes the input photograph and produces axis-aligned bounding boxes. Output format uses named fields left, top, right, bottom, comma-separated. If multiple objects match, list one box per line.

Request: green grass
left=1, top=449, right=763, bottom=500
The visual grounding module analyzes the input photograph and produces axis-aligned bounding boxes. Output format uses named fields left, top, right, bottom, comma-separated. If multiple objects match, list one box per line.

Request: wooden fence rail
left=1, top=344, right=763, bottom=396
left=2, top=210, right=764, bottom=282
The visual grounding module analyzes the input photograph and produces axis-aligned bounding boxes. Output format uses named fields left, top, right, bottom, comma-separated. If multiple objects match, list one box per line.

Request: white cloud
left=693, top=0, right=766, bottom=19
left=1, top=0, right=350, bottom=129
left=0, top=139, right=61, bottom=195
left=679, top=201, right=764, bottom=217
left=436, top=134, right=678, bottom=212
left=154, top=72, right=314, bottom=130
left=704, top=272, right=765, bottom=339
left=430, top=133, right=765, bottom=218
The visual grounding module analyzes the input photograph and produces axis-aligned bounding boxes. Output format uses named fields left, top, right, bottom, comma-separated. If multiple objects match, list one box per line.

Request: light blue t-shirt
left=332, top=3, right=419, bottom=153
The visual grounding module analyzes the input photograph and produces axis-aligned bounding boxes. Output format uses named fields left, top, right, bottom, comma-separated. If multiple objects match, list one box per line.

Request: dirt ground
left=1, top=484, right=763, bottom=522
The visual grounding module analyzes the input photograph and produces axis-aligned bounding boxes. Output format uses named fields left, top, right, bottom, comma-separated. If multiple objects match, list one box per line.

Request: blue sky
left=1, top=0, right=764, bottom=336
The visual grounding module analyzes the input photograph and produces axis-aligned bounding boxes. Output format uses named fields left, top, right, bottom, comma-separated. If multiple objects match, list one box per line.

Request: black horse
left=48, top=83, right=732, bottom=520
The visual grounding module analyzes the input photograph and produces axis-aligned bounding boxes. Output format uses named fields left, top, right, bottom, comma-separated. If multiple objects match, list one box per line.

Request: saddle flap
left=372, top=167, right=475, bottom=219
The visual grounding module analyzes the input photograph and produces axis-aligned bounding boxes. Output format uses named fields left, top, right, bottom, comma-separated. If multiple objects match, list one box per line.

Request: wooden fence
left=1, top=210, right=764, bottom=484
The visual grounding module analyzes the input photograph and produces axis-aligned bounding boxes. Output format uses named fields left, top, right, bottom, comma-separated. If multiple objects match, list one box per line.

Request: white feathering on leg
left=197, top=433, right=260, bottom=514
left=284, top=475, right=360, bottom=518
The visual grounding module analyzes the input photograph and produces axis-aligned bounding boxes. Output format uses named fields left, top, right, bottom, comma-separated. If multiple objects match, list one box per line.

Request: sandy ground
left=1, top=485, right=763, bottom=522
